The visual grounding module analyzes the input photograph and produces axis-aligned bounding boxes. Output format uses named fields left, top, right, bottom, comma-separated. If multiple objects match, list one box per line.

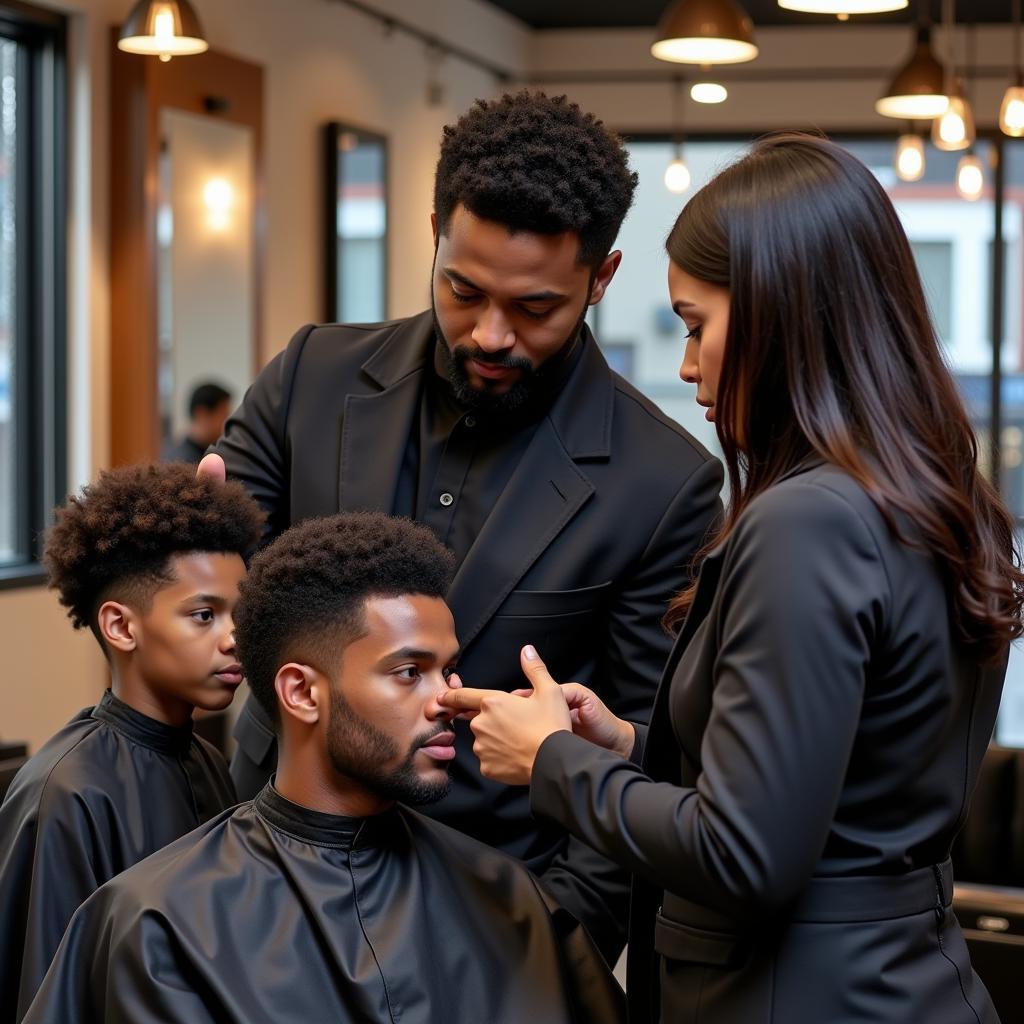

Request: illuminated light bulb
left=665, top=158, right=692, bottom=193
left=931, top=95, right=974, bottom=152
left=778, top=0, right=907, bottom=10
left=1000, top=85, right=1024, bottom=137
left=203, top=177, right=234, bottom=230
left=690, top=82, right=728, bottom=103
left=895, top=134, right=925, bottom=182
left=955, top=153, right=984, bottom=201
left=652, top=0, right=758, bottom=65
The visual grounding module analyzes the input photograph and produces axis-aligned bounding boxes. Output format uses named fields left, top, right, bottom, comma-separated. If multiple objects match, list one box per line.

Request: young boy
left=0, top=463, right=264, bottom=1022
left=23, top=512, right=625, bottom=1024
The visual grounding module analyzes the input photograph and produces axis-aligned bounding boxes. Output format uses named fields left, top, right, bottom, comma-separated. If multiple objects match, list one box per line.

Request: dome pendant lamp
left=117, top=0, right=209, bottom=61
left=779, top=1, right=907, bottom=14
left=875, top=21, right=948, bottom=119
left=652, top=0, right=759, bottom=65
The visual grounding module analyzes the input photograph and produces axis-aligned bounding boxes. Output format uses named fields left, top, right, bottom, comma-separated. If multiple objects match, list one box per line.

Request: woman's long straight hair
left=665, top=132, right=1024, bottom=662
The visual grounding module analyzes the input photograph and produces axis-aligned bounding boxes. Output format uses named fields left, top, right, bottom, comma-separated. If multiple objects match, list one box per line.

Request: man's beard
left=326, top=687, right=451, bottom=806
left=431, top=303, right=589, bottom=416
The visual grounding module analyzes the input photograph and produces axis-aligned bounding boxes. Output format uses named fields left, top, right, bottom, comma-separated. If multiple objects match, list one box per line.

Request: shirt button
left=464, top=416, right=477, bottom=428
left=439, top=493, right=454, bottom=507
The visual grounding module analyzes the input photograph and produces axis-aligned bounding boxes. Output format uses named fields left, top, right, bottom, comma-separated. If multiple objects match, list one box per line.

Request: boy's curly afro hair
left=433, top=91, right=637, bottom=266
left=44, top=463, right=265, bottom=639
left=234, top=512, right=455, bottom=723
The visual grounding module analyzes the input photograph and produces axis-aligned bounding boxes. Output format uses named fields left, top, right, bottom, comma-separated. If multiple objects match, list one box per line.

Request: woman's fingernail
left=523, top=645, right=538, bottom=660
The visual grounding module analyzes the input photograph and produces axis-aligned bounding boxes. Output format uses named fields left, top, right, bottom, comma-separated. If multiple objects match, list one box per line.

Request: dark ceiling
left=484, top=1, right=1017, bottom=29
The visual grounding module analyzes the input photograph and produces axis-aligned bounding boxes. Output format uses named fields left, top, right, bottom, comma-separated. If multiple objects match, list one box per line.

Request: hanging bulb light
left=665, top=77, right=692, bottom=194
left=1001, top=0, right=1024, bottom=136
left=895, top=130, right=925, bottom=181
left=117, top=0, right=208, bottom=61
left=956, top=150, right=984, bottom=201
left=932, top=91, right=975, bottom=150
left=876, top=22, right=948, bottom=118
left=690, top=82, right=728, bottom=103
left=778, top=1, right=907, bottom=13
left=652, top=0, right=758, bottom=65
left=665, top=153, right=692, bottom=193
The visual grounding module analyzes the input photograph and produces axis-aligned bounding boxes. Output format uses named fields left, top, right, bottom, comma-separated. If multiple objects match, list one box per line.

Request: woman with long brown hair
left=441, top=133, right=1024, bottom=1022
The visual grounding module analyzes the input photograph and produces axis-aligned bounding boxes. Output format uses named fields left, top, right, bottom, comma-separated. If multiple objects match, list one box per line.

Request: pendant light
left=778, top=1, right=907, bottom=14
left=875, top=17, right=947, bottom=119
left=931, top=2, right=974, bottom=152
left=117, top=0, right=208, bottom=61
left=664, top=78, right=692, bottom=194
left=1001, top=0, right=1024, bottom=136
left=955, top=150, right=984, bottom=201
left=652, top=0, right=758, bottom=65
left=894, top=128, right=925, bottom=181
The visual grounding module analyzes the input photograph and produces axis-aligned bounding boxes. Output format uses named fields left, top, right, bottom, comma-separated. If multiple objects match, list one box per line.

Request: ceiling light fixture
left=930, top=1, right=974, bottom=151
left=117, top=0, right=208, bottom=61
left=690, top=81, right=728, bottom=103
left=955, top=150, right=984, bottom=201
left=664, top=77, right=692, bottom=193
left=875, top=20, right=947, bottom=119
left=778, top=1, right=907, bottom=14
left=1001, top=0, right=1024, bottom=136
left=652, top=0, right=758, bottom=65
left=894, top=129, right=925, bottom=181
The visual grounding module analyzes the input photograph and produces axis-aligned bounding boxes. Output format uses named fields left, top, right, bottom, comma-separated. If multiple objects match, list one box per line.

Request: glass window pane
left=0, top=39, right=17, bottom=564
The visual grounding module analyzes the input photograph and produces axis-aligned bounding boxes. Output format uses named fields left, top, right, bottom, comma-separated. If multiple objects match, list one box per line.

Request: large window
left=597, top=134, right=1024, bottom=745
left=0, top=2, right=66, bottom=586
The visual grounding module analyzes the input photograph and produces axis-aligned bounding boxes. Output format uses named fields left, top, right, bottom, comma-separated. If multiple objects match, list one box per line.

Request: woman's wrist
left=613, top=719, right=636, bottom=759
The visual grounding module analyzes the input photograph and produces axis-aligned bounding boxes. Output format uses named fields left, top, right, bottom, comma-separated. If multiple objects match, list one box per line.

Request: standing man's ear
left=588, top=251, right=623, bottom=306
left=275, top=663, right=324, bottom=727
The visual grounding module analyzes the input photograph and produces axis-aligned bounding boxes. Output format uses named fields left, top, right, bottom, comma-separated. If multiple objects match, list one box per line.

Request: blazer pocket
left=495, top=581, right=612, bottom=619
left=654, top=910, right=748, bottom=969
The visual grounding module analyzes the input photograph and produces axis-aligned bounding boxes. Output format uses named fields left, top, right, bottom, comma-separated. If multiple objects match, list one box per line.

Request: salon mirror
left=324, top=123, right=388, bottom=323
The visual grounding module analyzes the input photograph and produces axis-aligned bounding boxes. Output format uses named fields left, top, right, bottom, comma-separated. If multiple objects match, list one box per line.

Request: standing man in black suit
left=209, top=91, right=722, bottom=959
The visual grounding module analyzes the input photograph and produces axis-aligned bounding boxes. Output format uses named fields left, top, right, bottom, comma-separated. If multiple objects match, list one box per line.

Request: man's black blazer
left=215, top=311, right=722, bottom=956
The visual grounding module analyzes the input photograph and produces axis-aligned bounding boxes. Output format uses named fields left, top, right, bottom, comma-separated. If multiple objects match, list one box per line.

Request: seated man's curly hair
left=433, top=91, right=638, bottom=266
left=44, top=463, right=265, bottom=646
left=234, top=513, right=455, bottom=723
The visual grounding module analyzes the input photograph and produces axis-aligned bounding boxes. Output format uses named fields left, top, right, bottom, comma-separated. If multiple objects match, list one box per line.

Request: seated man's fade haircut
left=433, top=91, right=638, bottom=267
left=234, top=513, right=456, bottom=723
left=44, top=463, right=265, bottom=648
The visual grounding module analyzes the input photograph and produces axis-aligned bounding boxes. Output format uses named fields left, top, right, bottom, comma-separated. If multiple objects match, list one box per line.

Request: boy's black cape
left=0, top=689, right=236, bottom=1021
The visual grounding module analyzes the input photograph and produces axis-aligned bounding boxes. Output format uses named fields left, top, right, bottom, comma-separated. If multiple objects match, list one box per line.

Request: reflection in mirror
left=157, top=108, right=254, bottom=450
left=324, top=123, right=387, bottom=323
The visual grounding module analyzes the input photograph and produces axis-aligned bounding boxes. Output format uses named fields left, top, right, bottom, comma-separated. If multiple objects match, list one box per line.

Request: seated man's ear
left=275, top=664, right=323, bottom=726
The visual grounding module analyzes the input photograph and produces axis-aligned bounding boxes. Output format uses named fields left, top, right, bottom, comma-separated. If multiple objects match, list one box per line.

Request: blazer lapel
left=336, top=312, right=433, bottom=514
left=643, top=545, right=725, bottom=776
left=337, top=372, right=422, bottom=513
left=446, top=416, right=595, bottom=655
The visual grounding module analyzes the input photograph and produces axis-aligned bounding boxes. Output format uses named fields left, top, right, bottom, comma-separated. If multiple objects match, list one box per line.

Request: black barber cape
left=25, top=784, right=626, bottom=1024
left=0, top=690, right=236, bottom=1022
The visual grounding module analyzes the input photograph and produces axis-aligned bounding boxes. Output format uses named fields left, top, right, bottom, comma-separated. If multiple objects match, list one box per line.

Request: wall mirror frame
left=110, top=36, right=264, bottom=466
left=323, top=121, right=388, bottom=325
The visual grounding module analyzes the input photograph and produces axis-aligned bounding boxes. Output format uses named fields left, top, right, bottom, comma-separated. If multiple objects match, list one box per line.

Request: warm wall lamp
left=651, top=0, right=758, bottom=65
left=117, top=0, right=209, bottom=61
left=875, top=21, right=947, bottom=119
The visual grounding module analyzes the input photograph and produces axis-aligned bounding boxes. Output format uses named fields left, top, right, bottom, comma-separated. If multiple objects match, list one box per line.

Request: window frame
left=0, top=0, right=67, bottom=589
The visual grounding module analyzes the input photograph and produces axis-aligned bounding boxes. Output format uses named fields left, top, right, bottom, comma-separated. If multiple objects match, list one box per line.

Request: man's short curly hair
left=434, top=91, right=638, bottom=266
left=234, top=513, right=455, bottom=724
left=44, top=463, right=265, bottom=644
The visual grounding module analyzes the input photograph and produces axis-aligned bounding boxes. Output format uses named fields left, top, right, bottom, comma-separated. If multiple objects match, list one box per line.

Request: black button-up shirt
left=394, top=335, right=584, bottom=564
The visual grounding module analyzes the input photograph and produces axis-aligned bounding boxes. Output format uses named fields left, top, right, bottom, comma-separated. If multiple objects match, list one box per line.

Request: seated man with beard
left=25, top=513, right=624, bottom=1024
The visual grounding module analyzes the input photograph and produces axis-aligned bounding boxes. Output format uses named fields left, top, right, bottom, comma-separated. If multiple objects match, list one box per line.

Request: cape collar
left=255, top=783, right=396, bottom=850
left=91, top=689, right=194, bottom=757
